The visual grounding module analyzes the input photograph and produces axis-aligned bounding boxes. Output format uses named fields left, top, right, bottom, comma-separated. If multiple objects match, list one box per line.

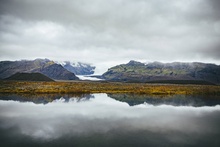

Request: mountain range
left=1, top=59, right=220, bottom=84
left=102, top=60, right=220, bottom=84
left=0, top=59, right=79, bottom=80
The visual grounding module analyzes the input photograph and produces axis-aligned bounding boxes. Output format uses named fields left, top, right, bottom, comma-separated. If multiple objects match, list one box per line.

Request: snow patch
left=77, top=75, right=103, bottom=81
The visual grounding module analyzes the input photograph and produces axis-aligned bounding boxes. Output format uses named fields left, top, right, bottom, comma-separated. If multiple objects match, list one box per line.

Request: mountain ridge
left=0, top=59, right=79, bottom=80
left=102, top=60, right=220, bottom=84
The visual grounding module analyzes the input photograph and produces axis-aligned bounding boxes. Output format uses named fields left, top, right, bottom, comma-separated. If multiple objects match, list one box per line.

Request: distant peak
left=34, top=58, right=51, bottom=62
left=127, top=60, right=144, bottom=66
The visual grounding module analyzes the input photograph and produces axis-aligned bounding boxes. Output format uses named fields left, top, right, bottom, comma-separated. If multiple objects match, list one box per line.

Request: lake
left=0, top=93, right=220, bottom=147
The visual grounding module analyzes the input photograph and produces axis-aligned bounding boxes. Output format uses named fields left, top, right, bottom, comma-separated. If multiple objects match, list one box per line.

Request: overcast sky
left=0, top=0, right=220, bottom=74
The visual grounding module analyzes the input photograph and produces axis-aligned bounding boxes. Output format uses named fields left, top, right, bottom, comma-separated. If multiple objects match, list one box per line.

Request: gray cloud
left=0, top=0, right=220, bottom=73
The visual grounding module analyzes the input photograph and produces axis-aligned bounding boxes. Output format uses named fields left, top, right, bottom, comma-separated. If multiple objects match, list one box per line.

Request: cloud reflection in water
left=0, top=94, right=220, bottom=146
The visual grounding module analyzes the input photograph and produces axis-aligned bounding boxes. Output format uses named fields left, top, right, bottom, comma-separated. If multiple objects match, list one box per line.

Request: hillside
left=102, top=60, right=220, bottom=84
left=0, top=59, right=79, bottom=80
left=5, top=73, right=54, bottom=82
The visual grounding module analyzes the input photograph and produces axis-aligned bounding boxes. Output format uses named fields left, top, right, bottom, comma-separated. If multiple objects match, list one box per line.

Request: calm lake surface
left=0, top=93, right=220, bottom=147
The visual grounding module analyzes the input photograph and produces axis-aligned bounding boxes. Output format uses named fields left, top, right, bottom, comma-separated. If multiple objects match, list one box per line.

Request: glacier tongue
left=77, top=75, right=103, bottom=81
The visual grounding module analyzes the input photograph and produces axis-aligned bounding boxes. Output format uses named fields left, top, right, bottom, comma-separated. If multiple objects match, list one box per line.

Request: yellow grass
left=0, top=81, right=220, bottom=96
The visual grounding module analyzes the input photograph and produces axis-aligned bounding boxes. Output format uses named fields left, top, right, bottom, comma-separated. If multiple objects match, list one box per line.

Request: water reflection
left=0, top=93, right=94, bottom=104
left=108, top=93, right=220, bottom=107
left=0, top=93, right=220, bottom=147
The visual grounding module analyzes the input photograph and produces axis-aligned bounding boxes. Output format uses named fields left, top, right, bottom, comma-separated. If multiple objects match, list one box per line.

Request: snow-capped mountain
left=56, top=61, right=96, bottom=75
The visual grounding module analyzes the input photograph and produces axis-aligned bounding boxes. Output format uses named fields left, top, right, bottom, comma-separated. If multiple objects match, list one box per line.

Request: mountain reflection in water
left=0, top=93, right=220, bottom=147
left=0, top=93, right=94, bottom=104
left=108, top=93, right=220, bottom=107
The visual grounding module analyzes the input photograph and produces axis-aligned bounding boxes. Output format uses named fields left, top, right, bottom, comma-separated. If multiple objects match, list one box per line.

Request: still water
left=0, top=93, right=220, bottom=147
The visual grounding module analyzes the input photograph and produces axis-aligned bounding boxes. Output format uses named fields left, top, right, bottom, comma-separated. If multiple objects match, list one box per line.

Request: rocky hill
left=58, top=61, right=95, bottom=75
left=0, top=59, right=79, bottom=80
left=5, top=72, right=54, bottom=82
left=102, top=60, right=220, bottom=84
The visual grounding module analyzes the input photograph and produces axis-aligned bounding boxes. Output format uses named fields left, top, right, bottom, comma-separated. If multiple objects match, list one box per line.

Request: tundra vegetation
left=0, top=81, right=220, bottom=96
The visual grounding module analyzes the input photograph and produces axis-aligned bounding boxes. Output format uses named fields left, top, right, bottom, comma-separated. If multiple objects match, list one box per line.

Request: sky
left=0, top=0, right=220, bottom=74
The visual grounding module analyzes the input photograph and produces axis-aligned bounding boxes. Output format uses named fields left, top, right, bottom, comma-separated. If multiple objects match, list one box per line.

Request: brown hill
left=5, top=72, right=54, bottom=82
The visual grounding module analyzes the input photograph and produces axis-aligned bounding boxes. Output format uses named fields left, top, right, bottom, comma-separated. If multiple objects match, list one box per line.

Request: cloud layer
left=0, top=0, right=220, bottom=73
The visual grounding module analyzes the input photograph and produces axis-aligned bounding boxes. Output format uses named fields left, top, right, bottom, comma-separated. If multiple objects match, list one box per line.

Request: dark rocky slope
left=5, top=72, right=54, bottom=82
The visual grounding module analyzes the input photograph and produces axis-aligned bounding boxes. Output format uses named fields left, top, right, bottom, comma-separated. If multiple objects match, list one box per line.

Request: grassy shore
left=0, top=80, right=220, bottom=96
